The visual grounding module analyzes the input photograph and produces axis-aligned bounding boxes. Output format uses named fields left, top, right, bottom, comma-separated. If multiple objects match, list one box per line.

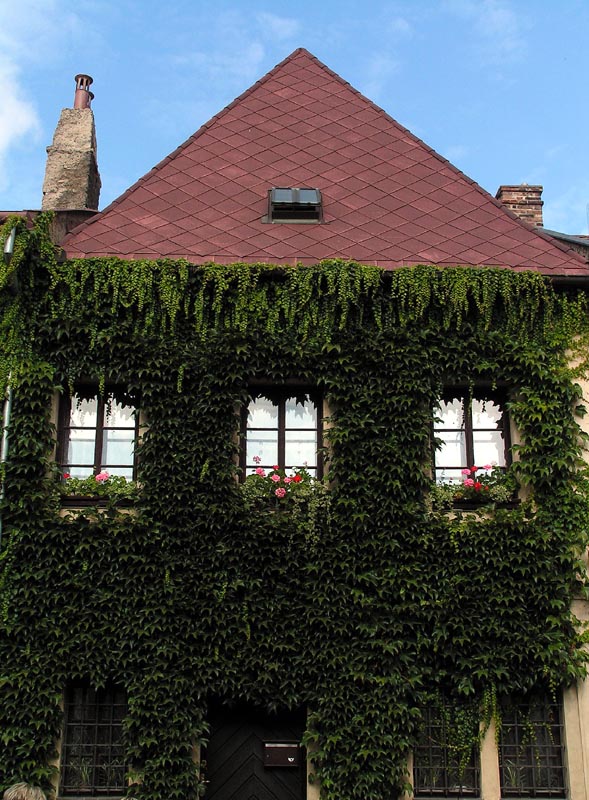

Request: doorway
left=204, top=703, right=306, bottom=800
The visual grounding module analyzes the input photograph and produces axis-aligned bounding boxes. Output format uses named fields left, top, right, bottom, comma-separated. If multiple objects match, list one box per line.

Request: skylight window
left=267, top=187, right=322, bottom=222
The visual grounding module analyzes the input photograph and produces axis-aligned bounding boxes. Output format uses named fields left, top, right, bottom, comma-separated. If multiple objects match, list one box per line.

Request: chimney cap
left=73, top=74, right=94, bottom=109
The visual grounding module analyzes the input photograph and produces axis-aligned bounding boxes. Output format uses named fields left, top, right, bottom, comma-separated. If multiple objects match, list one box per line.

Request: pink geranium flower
left=275, top=487, right=286, bottom=498
left=95, top=470, right=110, bottom=482
left=284, top=477, right=293, bottom=484
left=483, top=464, right=493, bottom=470
left=255, top=467, right=266, bottom=477
left=463, top=478, right=475, bottom=487
left=270, top=474, right=281, bottom=483
left=461, top=468, right=471, bottom=476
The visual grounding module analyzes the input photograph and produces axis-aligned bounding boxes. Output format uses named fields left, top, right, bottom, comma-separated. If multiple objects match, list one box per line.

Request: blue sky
left=1, top=0, right=587, bottom=234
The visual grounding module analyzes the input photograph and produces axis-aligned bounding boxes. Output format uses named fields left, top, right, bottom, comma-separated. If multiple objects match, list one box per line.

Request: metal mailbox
left=264, top=742, right=300, bottom=768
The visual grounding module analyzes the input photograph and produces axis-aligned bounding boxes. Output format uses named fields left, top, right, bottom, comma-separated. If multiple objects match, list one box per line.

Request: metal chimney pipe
left=73, top=74, right=94, bottom=109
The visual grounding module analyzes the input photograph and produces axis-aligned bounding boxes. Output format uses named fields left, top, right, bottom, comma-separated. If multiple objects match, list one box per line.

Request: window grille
left=60, top=683, right=127, bottom=797
left=413, top=705, right=480, bottom=797
left=499, top=696, right=566, bottom=797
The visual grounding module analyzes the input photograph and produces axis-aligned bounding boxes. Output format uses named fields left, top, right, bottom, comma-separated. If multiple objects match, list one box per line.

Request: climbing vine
left=0, top=214, right=589, bottom=799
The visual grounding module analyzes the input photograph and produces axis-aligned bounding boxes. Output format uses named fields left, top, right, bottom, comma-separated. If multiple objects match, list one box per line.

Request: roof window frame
left=266, top=187, right=323, bottom=223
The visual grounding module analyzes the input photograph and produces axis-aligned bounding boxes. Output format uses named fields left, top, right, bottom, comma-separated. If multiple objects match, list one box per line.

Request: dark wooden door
left=204, top=704, right=306, bottom=800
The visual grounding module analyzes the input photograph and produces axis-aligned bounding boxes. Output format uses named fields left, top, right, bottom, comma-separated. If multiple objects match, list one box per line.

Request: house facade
left=1, top=49, right=589, bottom=800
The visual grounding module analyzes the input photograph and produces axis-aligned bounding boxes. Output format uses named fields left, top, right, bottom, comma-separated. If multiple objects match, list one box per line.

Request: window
left=267, top=187, right=322, bottom=222
left=499, top=695, right=566, bottom=797
left=433, top=392, right=509, bottom=483
left=413, top=705, right=480, bottom=797
left=60, top=683, right=126, bottom=797
left=58, top=389, right=138, bottom=479
left=242, top=390, right=322, bottom=477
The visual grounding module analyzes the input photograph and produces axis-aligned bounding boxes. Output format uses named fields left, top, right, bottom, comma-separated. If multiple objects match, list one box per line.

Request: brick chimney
left=42, top=74, right=101, bottom=211
left=495, top=184, right=543, bottom=227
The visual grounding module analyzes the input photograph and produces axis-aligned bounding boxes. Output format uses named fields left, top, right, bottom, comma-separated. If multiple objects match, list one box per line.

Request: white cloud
left=172, top=9, right=281, bottom=87
left=543, top=186, right=589, bottom=235
left=443, top=144, right=471, bottom=164
left=0, top=0, right=83, bottom=61
left=386, top=16, right=412, bottom=36
left=0, top=0, right=69, bottom=193
left=359, top=54, right=401, bottom=103
left=174, top=42, right=266, bottom=85
left=256, top=12, right=301, bottom=41
left=444, top=0, right=527, bottom=67
left=0, top=64, right=39, bottom=190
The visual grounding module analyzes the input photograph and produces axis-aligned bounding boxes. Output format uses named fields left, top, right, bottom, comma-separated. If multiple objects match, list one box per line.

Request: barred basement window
left=413, top=705, right=480, bottom=797
left=60, top=683, right=127, bottom=797
left=58, top=388, right=138, bottom=479
left=241, top=389, right=322, bottom=478
left=499, top=695, right=566, bottom=797
left=433, top=391, right=510, bottom=483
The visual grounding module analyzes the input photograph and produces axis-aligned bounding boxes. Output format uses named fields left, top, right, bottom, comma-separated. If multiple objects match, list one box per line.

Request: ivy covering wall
left=1, top=213, right=589, bottom=799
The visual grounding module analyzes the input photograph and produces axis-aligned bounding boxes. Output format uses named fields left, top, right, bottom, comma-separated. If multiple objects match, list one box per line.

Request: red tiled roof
left=63, top=49, right=588, bottom=276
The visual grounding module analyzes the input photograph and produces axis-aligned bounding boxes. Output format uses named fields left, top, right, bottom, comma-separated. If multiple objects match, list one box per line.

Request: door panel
left=205, top=704, right=306, bottom=800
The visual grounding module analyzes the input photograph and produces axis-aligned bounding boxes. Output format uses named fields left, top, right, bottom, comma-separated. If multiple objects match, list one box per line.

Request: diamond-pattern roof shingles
left=63, top=49, right=587, bottom=276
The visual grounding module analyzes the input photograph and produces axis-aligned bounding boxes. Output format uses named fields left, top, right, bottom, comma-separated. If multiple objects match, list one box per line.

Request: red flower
left=474, top=482, right=482, bottom=491
left=63, top=473, right=70, bottom=479
left=470, top=466, right=478, bottom=473
left=293, top=474, right=302, bottom=483
left=273, top=465, right=280, bottom=471
left=484, top=486, right=490, bottom=491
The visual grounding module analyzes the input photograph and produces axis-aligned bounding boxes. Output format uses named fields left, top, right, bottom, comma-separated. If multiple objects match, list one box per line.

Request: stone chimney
left=42, top=74, right=101, bottom=211
left=495, top=184, right=543, bottom=227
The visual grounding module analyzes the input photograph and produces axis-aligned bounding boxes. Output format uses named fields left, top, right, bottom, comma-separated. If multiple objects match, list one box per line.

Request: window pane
left=436, top=432, right=466, bottom=468
left=472, top=399, right=502, bottom=428
left=103, top=466, right=134, bottom=479
left=434, top=398, right=464, bottom=430
left=67, top=434, right=96, bottom=467
left=103, top=400, right=135, bottom=427
left=246, top=430, right=278, bottom=468
left=102, top=430, right=135, bottom=466
left=69, top=397, right=98, bottom=427
left=285, top=430, right=317, bottom=468
left=285, top=396, right=317, bottom=428
left=248, top=397, right=278, bottom=428
left=473, top=431, right=505, bottom=466
left=298, top=188, right=320, bottom=203
left=273, top=188, right=293, bottom=202
left=434, top=468, right=464, bottom=484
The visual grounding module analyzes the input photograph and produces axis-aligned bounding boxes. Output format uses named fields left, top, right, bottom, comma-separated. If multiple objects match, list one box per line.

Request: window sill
left=58, top=795, right=124, bottom=799
left=60, top=495, right=135, bottom=508
left=451, top=498, right=520, bottom=510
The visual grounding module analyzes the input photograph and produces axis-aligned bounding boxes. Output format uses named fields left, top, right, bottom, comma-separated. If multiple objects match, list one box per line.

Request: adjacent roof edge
left=542, top=228, right=589, bottom=248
